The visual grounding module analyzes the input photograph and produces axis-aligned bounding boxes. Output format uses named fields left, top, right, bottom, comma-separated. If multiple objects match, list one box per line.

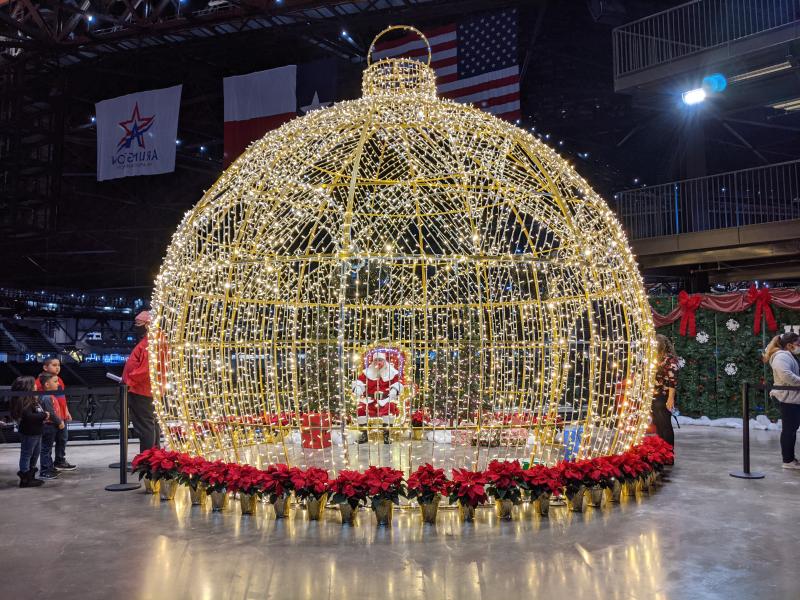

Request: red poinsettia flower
left=291, top=467, right=330, bottom=500
left=329, top=470, right=370, bottom=509
left=522, top=464, right=563, bottom=496
left=227, top=464, right=269, bottom=496
left=484, top=460, right=527, bottom=502
left=197, top=460, right=230, bottom=493
left=362, top=466, right=407, bottom=504
left=131, top=447, right=158, bottom=473
left=407, top=464, right=449, bottom=503
left=410, top=410, right=428, bottom=427
left=448, top=468, right=488, bottom=507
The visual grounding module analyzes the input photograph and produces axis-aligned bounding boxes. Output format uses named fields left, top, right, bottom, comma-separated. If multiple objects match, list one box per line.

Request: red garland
left=677, top=290, right=703, bottom=337
left=746, top=284, right=777, bottom=334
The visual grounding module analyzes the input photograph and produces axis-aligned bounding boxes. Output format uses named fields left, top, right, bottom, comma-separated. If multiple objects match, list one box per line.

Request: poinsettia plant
left=555, top=460, right=596, bottom=496
left=176, top=454, right=209, bottom=490
left=290, top=467, right=330, bottom=500
left=132, top=448, right=183, bottom=481
left=484, top=459, right=529, bottom=503
left=406, top=463, right=449, bottom=504
left=584, top=456, right=622, bottom=489
left=362, top=466, right=407, bottom=507
left=635, top=436, right=674, bottom=471
left=131, top=447, right=158, bottom=479
left=448, top=468, right=488, bottom=508
left=197, top=459, right=231, bottom=493
left=226, top=464, right=268, bottom=496
left=329, top=470, right=370, bottom=509
left=261, top=463, right=298, bottom=503
left=410, top=410, right=428, bottom=428
left=522, top=464, right=563, bottom=498
left=610, top=452, right=649, bottom=483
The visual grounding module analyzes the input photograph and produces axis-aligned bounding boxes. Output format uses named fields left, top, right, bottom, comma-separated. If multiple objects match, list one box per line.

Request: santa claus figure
left=352, top=352, right=402, bottom=444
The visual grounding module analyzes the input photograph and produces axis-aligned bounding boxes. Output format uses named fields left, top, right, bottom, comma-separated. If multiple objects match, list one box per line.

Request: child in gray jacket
left=38, top=373, right=64, bottom=479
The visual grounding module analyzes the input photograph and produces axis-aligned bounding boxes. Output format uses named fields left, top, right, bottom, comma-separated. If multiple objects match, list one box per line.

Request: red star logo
left=117, top=102, right=155, bottom=151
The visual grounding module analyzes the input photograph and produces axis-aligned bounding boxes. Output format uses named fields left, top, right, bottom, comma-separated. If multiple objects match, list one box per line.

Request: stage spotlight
left=681, top=88, right=706, bottom=105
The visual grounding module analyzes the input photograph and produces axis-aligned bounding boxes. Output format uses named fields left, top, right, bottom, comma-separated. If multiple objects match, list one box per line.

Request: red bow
left=678, top=291, right=703, bottom=337
left=746, top=285, right=777, bottom=334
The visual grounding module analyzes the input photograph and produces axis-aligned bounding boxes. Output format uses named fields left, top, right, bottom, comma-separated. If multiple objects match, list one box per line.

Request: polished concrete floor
left=1, top=428, right=798, bottom=600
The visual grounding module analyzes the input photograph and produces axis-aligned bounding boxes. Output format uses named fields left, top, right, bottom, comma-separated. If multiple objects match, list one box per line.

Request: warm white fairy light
left=148, top=27, right=656, bottom=474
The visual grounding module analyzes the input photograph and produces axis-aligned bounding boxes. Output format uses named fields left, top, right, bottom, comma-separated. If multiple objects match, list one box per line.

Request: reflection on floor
left=1, top=427, right=798, bottom=599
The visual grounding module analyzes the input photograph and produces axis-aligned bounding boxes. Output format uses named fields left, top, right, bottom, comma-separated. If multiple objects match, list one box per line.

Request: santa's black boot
left=383, top=426, right=392, bottom=445
left=357, top=429, right=368, bottom=444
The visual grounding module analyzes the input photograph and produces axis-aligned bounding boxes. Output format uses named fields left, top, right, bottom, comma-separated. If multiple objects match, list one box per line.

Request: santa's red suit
left=352, top=354, right=402, bottom=425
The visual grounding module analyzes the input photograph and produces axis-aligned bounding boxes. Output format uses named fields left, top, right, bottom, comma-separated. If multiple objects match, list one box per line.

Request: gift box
left=300, top=412, right=332, bottom=449
left=450, top=429, right=473, bottom=446
left=499, top=427, right=528, bottom=447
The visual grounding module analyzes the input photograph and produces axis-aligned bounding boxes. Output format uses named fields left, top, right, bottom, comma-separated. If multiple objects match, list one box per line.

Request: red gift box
left=300, top=412, right=332, bottom=449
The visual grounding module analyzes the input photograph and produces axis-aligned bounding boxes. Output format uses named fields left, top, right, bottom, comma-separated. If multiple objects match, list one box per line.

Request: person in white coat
left=766, top=332, right=800, bottom=469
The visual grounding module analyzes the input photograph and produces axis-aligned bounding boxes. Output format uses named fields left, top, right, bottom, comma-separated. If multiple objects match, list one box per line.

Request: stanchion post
left=106, top=384, right=141, bottom=491
left=730, top=381, right=764, bottom=480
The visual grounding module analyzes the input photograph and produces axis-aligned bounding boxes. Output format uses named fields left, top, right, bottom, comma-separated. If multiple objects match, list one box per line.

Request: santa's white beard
left=365, top=364, right=397, bottom=381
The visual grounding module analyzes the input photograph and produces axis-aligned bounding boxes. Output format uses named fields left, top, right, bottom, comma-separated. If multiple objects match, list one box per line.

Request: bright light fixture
left=770, top=97, right=800, bottom=111
left=681, top=88, right=706, bottom=105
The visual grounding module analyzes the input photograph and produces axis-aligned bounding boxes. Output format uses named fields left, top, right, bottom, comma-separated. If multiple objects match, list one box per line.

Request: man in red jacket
left=34, top=357, right=76, bottom=470
left=122, top=310, right=160, bottom=452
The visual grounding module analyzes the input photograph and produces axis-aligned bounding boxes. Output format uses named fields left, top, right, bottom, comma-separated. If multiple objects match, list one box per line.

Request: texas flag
left=223, top=59, right=337, bottom=167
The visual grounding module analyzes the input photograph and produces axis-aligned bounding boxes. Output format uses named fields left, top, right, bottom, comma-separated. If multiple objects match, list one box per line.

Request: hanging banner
left=96, top=85, right=182, bottom=181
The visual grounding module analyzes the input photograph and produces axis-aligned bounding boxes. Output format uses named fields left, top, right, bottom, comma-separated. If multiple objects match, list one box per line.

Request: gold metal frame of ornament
left=367, top=25, right=432, bottom=66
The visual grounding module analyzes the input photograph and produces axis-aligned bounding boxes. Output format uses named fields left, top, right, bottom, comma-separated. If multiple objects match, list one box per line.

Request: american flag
left=372, top=9, right=521, bottom=122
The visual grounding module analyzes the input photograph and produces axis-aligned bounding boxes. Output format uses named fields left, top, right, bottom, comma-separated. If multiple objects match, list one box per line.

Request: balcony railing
left=613, top=0, right=800, bottom=79
left=613, top=159, right=800, bottom=240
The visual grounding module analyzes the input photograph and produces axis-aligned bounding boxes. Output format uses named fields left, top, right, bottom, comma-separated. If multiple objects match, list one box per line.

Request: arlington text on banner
left=96, top=85, right=182, bottom=181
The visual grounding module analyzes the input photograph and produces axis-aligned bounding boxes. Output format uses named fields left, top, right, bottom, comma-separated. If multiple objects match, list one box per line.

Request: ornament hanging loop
left=368, top=25, right=431, bottom=66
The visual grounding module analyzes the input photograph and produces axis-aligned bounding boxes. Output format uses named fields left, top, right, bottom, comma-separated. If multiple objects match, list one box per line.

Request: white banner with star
left=95, top=85, right=182, bottom=181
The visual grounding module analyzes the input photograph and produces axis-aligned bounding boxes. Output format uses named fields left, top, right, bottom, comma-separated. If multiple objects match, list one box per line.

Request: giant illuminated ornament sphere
left=150, top=27, right=656, bottom=474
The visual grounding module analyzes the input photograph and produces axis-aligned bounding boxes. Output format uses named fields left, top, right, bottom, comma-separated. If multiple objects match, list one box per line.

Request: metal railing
left=613, top=159, right=800, bottom=239
left=613, top=0, right=800, bottom=78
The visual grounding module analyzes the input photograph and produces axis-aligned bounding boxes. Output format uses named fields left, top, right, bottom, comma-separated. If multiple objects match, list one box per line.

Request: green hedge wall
left=650, top=296, right=799, bottom=418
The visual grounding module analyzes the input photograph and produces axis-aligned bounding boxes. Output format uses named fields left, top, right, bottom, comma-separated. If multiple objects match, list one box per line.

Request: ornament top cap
left=363, top=25, right=437, bottom=99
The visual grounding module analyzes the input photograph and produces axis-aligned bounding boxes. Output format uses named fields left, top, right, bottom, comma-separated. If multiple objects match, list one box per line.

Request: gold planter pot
left=587, top=485, right=605, bottom=508
left=419, top=495, right=441, bottom=524
left=159, top=479, right=178, bottom=501
left=458, top=501, right=475, bottom=522
left=412, top=428, right=424, bottom=441
left=495, top=498, right=514, bottom=520
left=239, top=493, right=259, bottom=515
left=609, top=480, right=623, bottom=503
left=338, top=503, right=357, bottom=525
left=306, top=493, right=328, bottom=521
left=567, top=486, right=587, bottom=512
left=533, top=493, right=551, bottom=516
left=143, top=478, right=160, bottom=495
left=373, top=498, right=394, bottom=526
left=210, top=491, right=229, bottom=511
left=189, top=484, right=207, bottom=506
left=273, top=493, right=291, bottom=519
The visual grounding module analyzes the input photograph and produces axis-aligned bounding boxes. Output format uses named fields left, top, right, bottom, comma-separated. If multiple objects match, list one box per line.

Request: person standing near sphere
left=764, top=332, right=800, bottom=469
left=652, top=334, right=677, bottom=449
left=122, top=311, right=161, bottom=452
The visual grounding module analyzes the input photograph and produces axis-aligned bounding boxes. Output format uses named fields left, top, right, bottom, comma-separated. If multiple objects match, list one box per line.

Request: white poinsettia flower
left=724, top=363, right=737, bottom=376
left=677, top=356, right=686, bottom=368
left=696, top=331, right=710, bottom=344
left=725, top=319, right=740, bottom=332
